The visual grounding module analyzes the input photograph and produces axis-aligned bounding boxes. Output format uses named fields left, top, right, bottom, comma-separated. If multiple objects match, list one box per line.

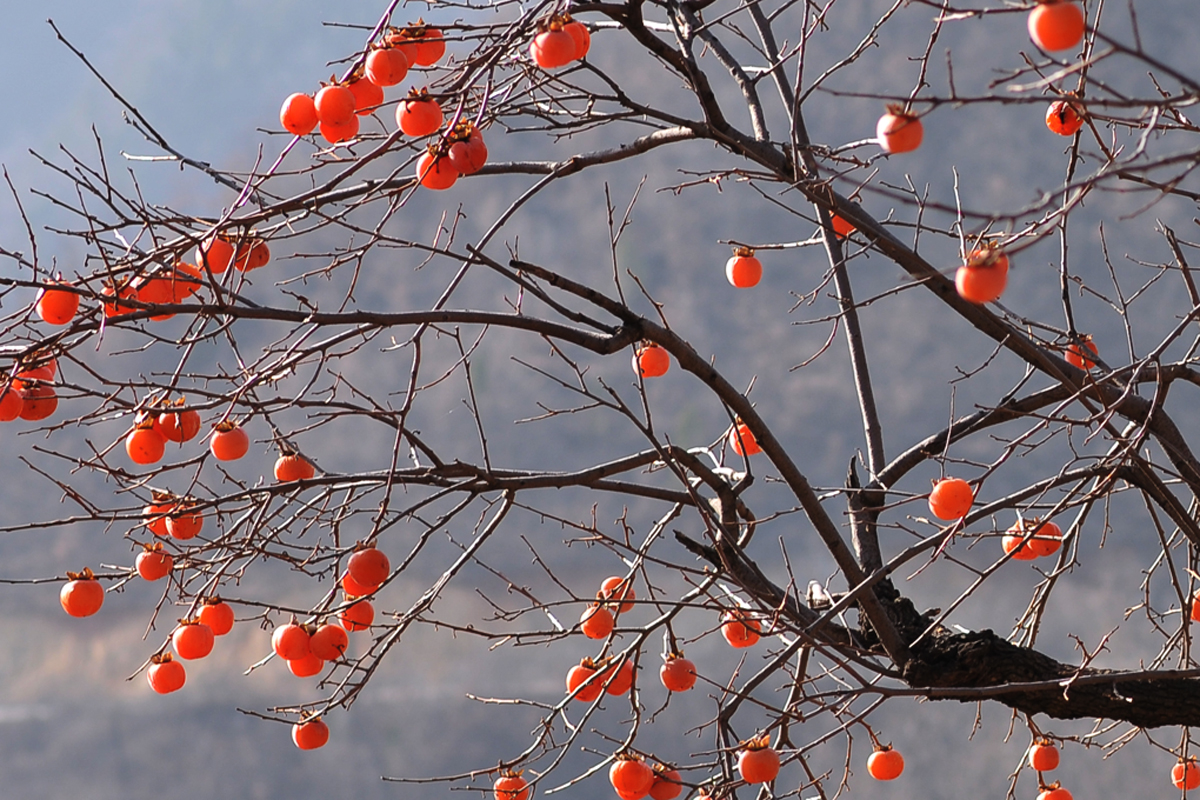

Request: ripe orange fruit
left=1174, top=759, right=1200, bottom=791
left=866, top=746, right=904, bottom=780
left=876, top=107, right=923, bottom=153
left=340, top=598, right=375, bottom=632
left=35, top=281, right=81, bottom=325
left=365, top=46, right=409, bottom=87
left=726, top=247, right=763, bottom=288
left=1191, top=593, right=1200, bottom=624
left=143, top=495, right=173, bottom=537
left=147, top=653, right=186, bottom=694
left=1025, top=519, right=1063, bottom=557
left=168, top=262, right=203, bottom=301
left=172, top=620, right=215, bottom=660
left=60, top=568, right=104, bottom=617
left=280, top=92, right=319, bottom=136
left=134, top=273, right=177, bottom=321
left=384, top=28, right=421, bottom=65
left=531, top=27, right=577, bottom=69
left=1002, top=524, right=1040, bottom=561
left=955, top=246, right=1009, bottom=304
left=831, top=213, right=856, bottom=240
left=198, top=599, right=235, bottom=635
left=320, top=115, right=360, bottom=145
left=315, top=84, right=356, bottom=126
left=0, top=381, right=23, bottom=421
left=348, top=546, right=390, bottom=588
left=416, top=148, right=459, bottom=190
left=155, top=404, right=201, bottom=443
left=292, top=717, right=330, bottom=750
left=580, top=604, right=614, bottom=639
left=494, top=770, right=530, bottom=800
left=1046, top=100, right=1085, bottom=135
left=136, top=545, right=173, bottom=581
left=566, top=658, right=604, bottom=702
left=928, top=477, right=973, bottom=520
left=272, top=622, right=312, bottom=661
left=126, top=420, right=167, bottom=465
left=233, top=238, right=270, bottom=271
left=101, top=281, right=137, bottom=318
left=738, top=737, right=780, bottom=784
left=633, top=343, right=670, bottom=378
left=564, top=19, right=590, bottom=59
left=196, top=236, right=234, bottom=274
left=288, top=651, right=325, bottom=678
left=347, top=75, right=385, bottom=116
left=721, top=608, right=761, bottom=648
left=210, top=420, right=250, bottom=461
left=447, top=123, right=488, bottom=175
left=414, top=27, right=445, bottom=65
left=1037, top=783, right=1073, bottom=800
left=1065, top=335, right=1098, bottom=369
left=605, top=657, right=634, bottom=695
left=660, top=654, right=697, bottom=692
left=309, top=623, right=350, bottom=660
left=649, top=767, right=681, bottom=800
left=610, top=755, right=655, bottom=800
left=165, top=502, right=204, bottom=540
left=1028, top=739, right=1060, bottom=772
left=16, top=379, right=57, bottom=421
left=1028, top=0, right=1085, bottom=52
left=730, top=421, right=761, bottom=457
left=275, top=453, right=315, bottom=482
left=600, top=576, right=635, bottom=613
left=397, top=91, right=444, bottom=137
left=341, top=570, right=376, bottom=597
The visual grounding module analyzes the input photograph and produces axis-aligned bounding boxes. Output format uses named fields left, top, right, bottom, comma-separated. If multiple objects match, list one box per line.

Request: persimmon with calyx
left=1065, top=335, right=1098, bottom=369
left=35, top=280, right=81, bottom=325
left=531, top=23, right=577, bottom=69
left=288, top=651, right=325, bottom=678
left=1046, top=100, right=1085, bottom=136
left=165, top=501, right=203, bottom=540
left=198, top=598, right=235, bottom=635
left=416, top=146, right=459, bottom=190
left=155, top=401, right=201, bottom=443
left=143, top=493, right=173, bottom=537
left=1029, top=739, right=1060, bottom=772
left=147, top=653, right=185, bottom=694
left=384, top=27, right=421, bottom=64
left=365, top=45, right=409, bottom=87
left=738, top=736, right=780, bottom=784
left=580, top=604, right=614, bottom=639
left=600, top=576, right=635, bottom=613
left=928, top=477, right=974, bottom=520
left=730, top=420, right=761, bottom=457
left=126, top=418, right=167, bottom=465
left=196, top=236, right=234, bottom=274
left=610, top=754, right=655, bottom=800
left=633, top=343, right=670, bottom=379
left=605, top=657, right=634, bottom=695
left=1028, top=0, right=1085, bottom=52
left=275, top=452, right=315, bottom=482
left=309, top=623, right=350, bottom=660
left=210, top=419, right=250, bottom=461
left=565, top=658, right=604, bottom=702
left=136, top=544, right=173, bottom=581
left=564, top=17, right=590, bottom=59
left=956, top=245, right=1009, bottom=304
left=494, top=770, right=529, bottom=800
left=1037, top=782, right=1073, bottom=800
left=348, top=546, right=390, bottom=588
left=16, top=379, right=56, bottom=421
left=347, top=74, right=385, bottom=116
left=272, top=622, right=312, bottom=661
left=1002, top=523, right=1040, bottom=561
left=867, top=746, right=904, bottom=780
left=876, top=106, right=923, bottom=153
left=339, top=598, right=374, bottom=632
left=412, top=25, right=446, bottom=66
left=61, top=568, right=104, bottom=617
left=448, top=122, right=488, bottom=175
left=1174, top=758, right=1200, bottom=791
left=397, top=89, right=444, bottom=137
left=660, top=653, right=697, bottom=692
left=726, top=247, right=763, bottom=288
left=233, top=238, right=270, bottom=271
left=314, top=83, right=356, bottom=126
left=1026, top=519, right=1063, bottom=557
left=292, top=717, right=330, bottom=750
left=280, top=92, right=318, bottom=135
left=172, top=620, right=215, bottom=660
left=649, top=766, right=682, bottom=800
left=721, top=608, right=761, bottom=648
left=133, top=273, right=176, bottom=321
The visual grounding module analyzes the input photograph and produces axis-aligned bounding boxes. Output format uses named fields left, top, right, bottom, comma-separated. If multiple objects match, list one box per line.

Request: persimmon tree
left=7, top=0, right=1200, bottom=797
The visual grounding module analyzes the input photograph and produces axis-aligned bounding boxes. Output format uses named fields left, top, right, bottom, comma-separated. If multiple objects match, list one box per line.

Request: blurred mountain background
left=1, top=1, right=1199, bottom=798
